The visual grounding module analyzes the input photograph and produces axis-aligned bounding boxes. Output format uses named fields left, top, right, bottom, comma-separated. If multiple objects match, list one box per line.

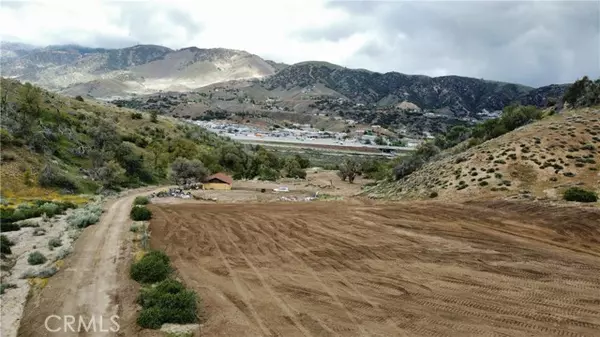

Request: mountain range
left=0, top=42, right=570, bottom=116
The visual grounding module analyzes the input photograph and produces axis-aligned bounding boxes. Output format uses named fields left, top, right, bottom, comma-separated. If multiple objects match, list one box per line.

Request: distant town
left=189, top=119, right=426, bottom=156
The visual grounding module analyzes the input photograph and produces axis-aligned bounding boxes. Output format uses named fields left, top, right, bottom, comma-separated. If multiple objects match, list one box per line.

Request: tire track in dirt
left=207, top=214, right=316, bottom=337
left=148, top=202, right=600, bottom=337
left=243, top=215, right=381, bottom=337
left=199, top=219, right=272, bottom=337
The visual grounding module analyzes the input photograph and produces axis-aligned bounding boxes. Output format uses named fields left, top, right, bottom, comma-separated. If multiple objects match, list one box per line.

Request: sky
left=0, top=0, right=598, bottom=87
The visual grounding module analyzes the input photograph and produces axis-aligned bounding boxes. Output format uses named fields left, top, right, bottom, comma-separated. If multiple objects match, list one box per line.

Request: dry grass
left=367, top=107, right=600, bottom=202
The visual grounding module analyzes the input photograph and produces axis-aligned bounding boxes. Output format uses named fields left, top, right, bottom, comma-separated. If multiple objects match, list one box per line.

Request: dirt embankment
left=148, top=200, right=600, bottom=337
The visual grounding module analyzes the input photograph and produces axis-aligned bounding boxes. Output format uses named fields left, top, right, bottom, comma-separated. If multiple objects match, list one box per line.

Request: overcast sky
left=1, top=0, right=598, bottom=87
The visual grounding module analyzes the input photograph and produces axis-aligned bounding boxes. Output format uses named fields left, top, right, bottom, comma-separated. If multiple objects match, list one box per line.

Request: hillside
left=364, top=107, right=600, bottom=201
left=0, top=44, right=277, bottom=97
left=108, top=61, right=571, bottom=137
left=0, top=78, right=232, bottom=197
left=0, top=77, right=318, bottom=200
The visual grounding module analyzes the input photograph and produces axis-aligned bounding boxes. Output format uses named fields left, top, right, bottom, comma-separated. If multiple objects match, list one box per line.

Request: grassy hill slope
left=0, top=78, right=230, bottom=198
left=365, top=107, right=600, bottom=201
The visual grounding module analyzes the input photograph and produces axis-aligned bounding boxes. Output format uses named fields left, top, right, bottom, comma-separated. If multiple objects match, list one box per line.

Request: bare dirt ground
left=152, top=170, right=371, bottom=205
left=17, top=188, right=160, bottom=337
left=149, top=200, right=600, bottom=337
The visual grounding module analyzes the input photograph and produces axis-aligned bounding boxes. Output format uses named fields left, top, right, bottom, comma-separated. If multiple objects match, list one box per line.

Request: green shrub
left=130, top=205, right=152, bottom=221
left=67, top=204, right=103, bottom=228
left=38, top=165, right=79, bottom=192
left=0, top=128, right=14, bottom=145
left=0, top=151, right=16, bottom=162
left=134, top=196, right=150, bottom=205
left=137, top=307, right=163, bottom=329
left=136, top=278, right=198, bottom=329
left=48, top=237, right=62, bottom=250
left=28, top=251, right=47, bottom=265
left=39, top=203, right=60, bottom=217
left=0, top=283, right=17, bottom=294
left=429, top=191, right=438, bottom=198
left=21, top=266, right=58, bottom=279
left=130, top=250, right=171, bottom=283
left=1, top=235, right=15, bottom=254
left=563, top=187, right=598, bottom=203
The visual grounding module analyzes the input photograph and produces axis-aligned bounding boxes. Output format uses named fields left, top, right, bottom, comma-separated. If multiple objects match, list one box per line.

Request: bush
left=48, top=237, right=62, bottom=250
left=136, top=278, right=198, bottom=329
left=54, top=248, right=71, bottom=261
left=0, top=283, right=17, bottom=294
left=131, top=112, right=143, bottom=120
left=67, top=204, right=103, bottom=228
left=429, top=191, right=438, bottom=198
left=0, top=128, right=14, bottom=145
left=74, top=95, right=84, bottom=102
left=137, top=307, right=163, bottom=329
left=21, top=266, right=58, bottom=279
left=28, top=251, right=47, bottom=265
left=130, top=250, right=171, bottom=283
left=563, top=187, right=598, bottom=203
left=130, top=205, right=152, bottom=221
left=1, top=235, right=15, bottom=254
left=134, top=196, right=150, bottom=206
left=39, top=203, right=60, bottom=217
left=38, top=165, right=79, bottom=192
left=0, top=151, right=16, bottom=162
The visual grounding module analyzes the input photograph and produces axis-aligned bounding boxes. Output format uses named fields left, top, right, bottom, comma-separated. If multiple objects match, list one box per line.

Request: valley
left=1, top=36, right=599, bottom=337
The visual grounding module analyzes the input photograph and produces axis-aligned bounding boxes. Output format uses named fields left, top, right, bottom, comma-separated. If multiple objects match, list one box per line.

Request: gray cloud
left=319, top=1, right=600, bottom=86
left=114, top=3, right=202, bottom=47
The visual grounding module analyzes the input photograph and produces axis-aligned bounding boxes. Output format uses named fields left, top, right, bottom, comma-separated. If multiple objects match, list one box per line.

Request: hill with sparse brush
left=364, top=107, right=600, bottom=202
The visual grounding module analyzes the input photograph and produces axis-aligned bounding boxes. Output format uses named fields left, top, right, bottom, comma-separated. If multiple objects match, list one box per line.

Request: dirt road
left=17, top=188, right=158, bottom=337
left=149, top=200, right=600, bottom=337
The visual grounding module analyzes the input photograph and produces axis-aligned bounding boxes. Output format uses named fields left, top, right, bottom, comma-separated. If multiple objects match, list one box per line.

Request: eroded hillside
left=365, top=108, right=600, bottom=201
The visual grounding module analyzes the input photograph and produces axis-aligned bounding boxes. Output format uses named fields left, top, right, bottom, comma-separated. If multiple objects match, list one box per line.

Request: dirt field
left=149, top=200, right=600, bottom=337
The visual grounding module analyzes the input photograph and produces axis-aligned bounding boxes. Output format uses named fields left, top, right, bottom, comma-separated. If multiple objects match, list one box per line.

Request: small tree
left=150, top=110, right=158, bottom=123
left=98, top=160, right=125, bottom=189
left=170, top=158, right=210, bottom=185
left=338, top=158, right=360, bottom=183
left=283, top=158, right=307, bottom=179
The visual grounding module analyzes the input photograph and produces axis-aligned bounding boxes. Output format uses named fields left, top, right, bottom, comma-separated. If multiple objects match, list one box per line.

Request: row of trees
left=169, top=149, right=311, bottom=185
